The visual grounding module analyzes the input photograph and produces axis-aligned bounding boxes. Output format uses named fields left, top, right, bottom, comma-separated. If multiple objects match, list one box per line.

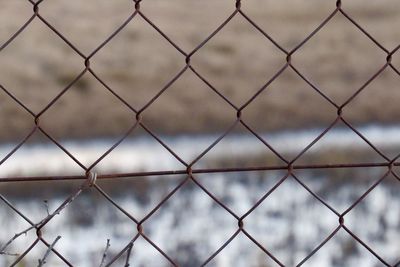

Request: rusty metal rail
left=1, top=0, right=400, bottom=266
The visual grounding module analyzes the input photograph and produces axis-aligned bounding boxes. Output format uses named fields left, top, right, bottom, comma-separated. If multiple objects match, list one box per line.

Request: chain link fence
left=1, top=0, right=400, bottom=266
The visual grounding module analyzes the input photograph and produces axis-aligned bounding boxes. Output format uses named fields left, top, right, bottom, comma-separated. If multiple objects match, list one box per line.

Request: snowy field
left=1, top=125, right=400, bottom=266
left=1, top=124, right=400, bottom=177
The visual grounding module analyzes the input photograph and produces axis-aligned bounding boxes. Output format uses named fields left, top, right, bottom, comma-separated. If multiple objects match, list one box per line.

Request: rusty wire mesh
left=1, top=0, right=400, bottom=266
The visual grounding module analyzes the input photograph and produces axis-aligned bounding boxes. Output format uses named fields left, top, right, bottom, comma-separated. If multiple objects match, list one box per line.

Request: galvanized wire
left=0, top=0, right=399, bottom=266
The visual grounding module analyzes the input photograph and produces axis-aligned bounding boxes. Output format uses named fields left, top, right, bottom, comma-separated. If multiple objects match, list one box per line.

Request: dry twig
left=99, top=239, right=111, bottom=267
left=37, top=236, right=61, bottom=267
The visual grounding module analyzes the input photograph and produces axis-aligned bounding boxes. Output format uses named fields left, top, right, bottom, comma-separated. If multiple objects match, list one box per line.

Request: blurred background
left=1, top=0, right=400, bottom=266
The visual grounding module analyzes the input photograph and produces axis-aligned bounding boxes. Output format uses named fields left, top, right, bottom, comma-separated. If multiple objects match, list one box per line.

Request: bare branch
left=0, top=251, right=19, bottom=257
left=43, top=200, right=50, bottom=216
left=37, top=236, right=61, bottom=267
left=0, top=225, right=35, bottom=257
left=124, top=243, right=133, bottom=267
left=99, top=239, right=111, bottom=267
left=0, top=187, right=83, bottom=259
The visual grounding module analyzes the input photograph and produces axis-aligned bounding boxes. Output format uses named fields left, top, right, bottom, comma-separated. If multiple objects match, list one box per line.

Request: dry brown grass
left=1, top=0, right=400, bottom=141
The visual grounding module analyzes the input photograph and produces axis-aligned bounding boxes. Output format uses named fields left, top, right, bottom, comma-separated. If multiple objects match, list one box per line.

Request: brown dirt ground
left=1, top=0, right=400, bottom=142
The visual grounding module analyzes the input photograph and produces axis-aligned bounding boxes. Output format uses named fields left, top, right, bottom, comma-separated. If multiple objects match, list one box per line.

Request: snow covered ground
left=0, top=124, right=400, bottom=177
left=0, top=125, right=400, bottom=266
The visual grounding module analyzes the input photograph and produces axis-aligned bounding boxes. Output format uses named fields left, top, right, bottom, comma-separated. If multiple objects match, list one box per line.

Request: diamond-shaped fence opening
left=0, top=0, right=399, bottom=266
